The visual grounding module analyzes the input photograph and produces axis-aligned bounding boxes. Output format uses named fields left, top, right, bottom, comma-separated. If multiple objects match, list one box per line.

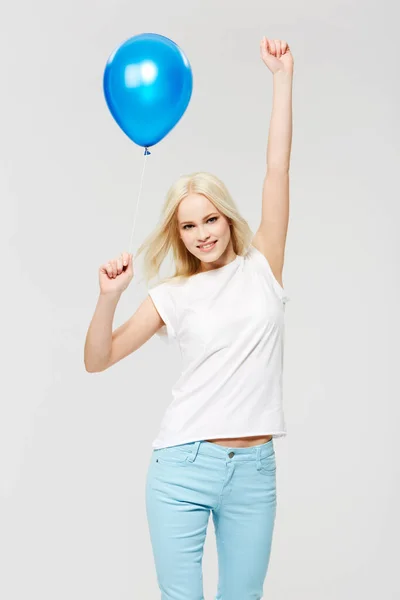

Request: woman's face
left=177, top=193, right=233, bottom=265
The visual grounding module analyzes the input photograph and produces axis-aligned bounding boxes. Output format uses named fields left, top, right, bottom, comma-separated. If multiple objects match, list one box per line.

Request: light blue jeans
left=145, top=438, right=277, bottom=600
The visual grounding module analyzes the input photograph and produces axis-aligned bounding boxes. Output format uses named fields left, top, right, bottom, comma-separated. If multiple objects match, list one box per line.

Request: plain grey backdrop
left=2, top=0, right=399, bottom=598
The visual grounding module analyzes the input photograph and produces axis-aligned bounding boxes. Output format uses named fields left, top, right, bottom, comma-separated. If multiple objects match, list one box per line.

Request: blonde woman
left=85, top=37, right=293, bottom=600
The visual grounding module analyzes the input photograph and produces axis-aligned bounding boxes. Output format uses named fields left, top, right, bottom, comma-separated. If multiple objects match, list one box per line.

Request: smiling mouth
left=197, top=240, right=217, bottom=250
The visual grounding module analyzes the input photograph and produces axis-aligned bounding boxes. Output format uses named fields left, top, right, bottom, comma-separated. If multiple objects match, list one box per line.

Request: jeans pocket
left=155, top=446, right=190, bottom=466
left=257, top=453, right=276, bottom=475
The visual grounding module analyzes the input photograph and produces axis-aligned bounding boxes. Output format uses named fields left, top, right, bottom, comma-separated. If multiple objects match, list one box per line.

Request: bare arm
left=252, top=39, right=293, bottom=287
left=85, top=251, right=165, bottom=372
left=84, top=292, right=163, bottom=373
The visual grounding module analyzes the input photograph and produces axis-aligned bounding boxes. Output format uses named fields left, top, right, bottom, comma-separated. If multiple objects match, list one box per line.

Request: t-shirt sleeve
left=248, top=244, right=290, bottom=305
left=148, top=282, right=178, bottom=344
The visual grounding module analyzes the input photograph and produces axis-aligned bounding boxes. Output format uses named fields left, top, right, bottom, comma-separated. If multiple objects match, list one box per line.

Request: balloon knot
left=144, top=147, right=151, bottom=155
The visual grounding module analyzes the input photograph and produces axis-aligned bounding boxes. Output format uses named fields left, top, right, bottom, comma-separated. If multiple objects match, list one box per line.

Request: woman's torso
left=148, top=244, right=289, bottom=449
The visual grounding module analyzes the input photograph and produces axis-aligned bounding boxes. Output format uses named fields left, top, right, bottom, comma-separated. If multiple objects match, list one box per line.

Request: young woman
left=85, top=37, right=293, bottom=600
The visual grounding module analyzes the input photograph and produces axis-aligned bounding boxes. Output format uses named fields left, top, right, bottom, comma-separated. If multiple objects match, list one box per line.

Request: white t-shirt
left=148, top=244, right=289, bottom=449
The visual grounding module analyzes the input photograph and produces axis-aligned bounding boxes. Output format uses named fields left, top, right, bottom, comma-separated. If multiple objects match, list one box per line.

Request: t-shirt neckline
left=195, top=253, right=242, bottom=276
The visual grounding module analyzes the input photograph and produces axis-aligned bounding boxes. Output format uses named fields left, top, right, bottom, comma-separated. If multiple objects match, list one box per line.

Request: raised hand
left=260, top=37, right=294, bottom=76
left=99, top=251, right=134, bottom=296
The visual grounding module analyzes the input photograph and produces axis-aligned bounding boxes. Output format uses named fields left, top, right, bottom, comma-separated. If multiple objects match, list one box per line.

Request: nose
left=198, top=233, right=211, bottom=244
left=197, top=226, right=211, bottom=241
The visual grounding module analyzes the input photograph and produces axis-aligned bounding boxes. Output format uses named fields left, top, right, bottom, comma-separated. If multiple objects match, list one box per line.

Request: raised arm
left=252, top=38, right=294, bottom=288
left=84, top=252, right=164, bottom=373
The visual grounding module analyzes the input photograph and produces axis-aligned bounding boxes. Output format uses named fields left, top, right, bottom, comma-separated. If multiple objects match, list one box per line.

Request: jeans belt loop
left=187, top=441, right=201, bottom=463
left=256, top=446, right=262, bottom=471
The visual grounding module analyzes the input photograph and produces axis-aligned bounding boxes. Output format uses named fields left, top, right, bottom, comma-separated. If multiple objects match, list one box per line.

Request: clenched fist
left=99, top=251, right=134, bottom=295
left=260, top=37, right=294, bottom=76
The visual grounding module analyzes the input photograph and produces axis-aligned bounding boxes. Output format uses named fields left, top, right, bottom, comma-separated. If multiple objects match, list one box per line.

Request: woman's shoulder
left=148, top=273, right=189, bottom=294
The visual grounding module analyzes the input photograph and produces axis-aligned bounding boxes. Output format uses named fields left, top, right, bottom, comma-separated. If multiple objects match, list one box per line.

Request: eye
left=182, top=216, right=218, bottom=230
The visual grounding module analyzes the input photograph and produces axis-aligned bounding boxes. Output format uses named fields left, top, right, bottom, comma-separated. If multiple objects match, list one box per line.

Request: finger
left=281, top=40, right=288, bottom=55
left=103, top=262, right=113, bottom=278
left=260, top=36, right=267, bottom=52
left=275, top=40, right=281, bottom=58
left=269, top=39, right=276, bottom=56
left=121, top=252, right=129, bottom=267
left=110, top=260, right=117, bottom=278
left=116, top=257, right=123, bottom=275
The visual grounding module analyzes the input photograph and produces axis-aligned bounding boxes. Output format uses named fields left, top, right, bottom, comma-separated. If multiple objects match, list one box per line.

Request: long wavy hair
left=135, top=171, right=254, bottom=286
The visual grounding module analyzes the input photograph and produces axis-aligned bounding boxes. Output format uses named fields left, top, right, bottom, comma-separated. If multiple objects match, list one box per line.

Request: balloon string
left=128, top=147, right=151, bottom=255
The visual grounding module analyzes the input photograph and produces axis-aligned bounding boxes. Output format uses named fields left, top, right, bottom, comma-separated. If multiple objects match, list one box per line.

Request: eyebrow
left=180, top=212, right=218, bottom=226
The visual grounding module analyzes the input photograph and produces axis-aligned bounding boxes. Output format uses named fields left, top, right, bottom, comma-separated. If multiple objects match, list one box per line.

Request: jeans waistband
left=157, top=439, right=275, bottom=462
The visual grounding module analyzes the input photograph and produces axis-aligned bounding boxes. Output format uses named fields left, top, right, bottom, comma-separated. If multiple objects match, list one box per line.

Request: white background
left=1, top=0, right=399, bottom=598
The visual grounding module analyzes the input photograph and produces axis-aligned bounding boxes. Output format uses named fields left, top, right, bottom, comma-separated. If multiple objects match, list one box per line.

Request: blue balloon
left=103, top=33, right=193, bottom=149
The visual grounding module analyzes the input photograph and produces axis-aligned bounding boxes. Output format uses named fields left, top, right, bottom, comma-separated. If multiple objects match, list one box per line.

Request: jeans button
left=228, top=451, right=235, bottom=458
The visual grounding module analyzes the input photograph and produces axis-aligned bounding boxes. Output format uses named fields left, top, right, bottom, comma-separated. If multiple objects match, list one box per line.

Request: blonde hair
left=135, top=171, right=254, bottom=286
